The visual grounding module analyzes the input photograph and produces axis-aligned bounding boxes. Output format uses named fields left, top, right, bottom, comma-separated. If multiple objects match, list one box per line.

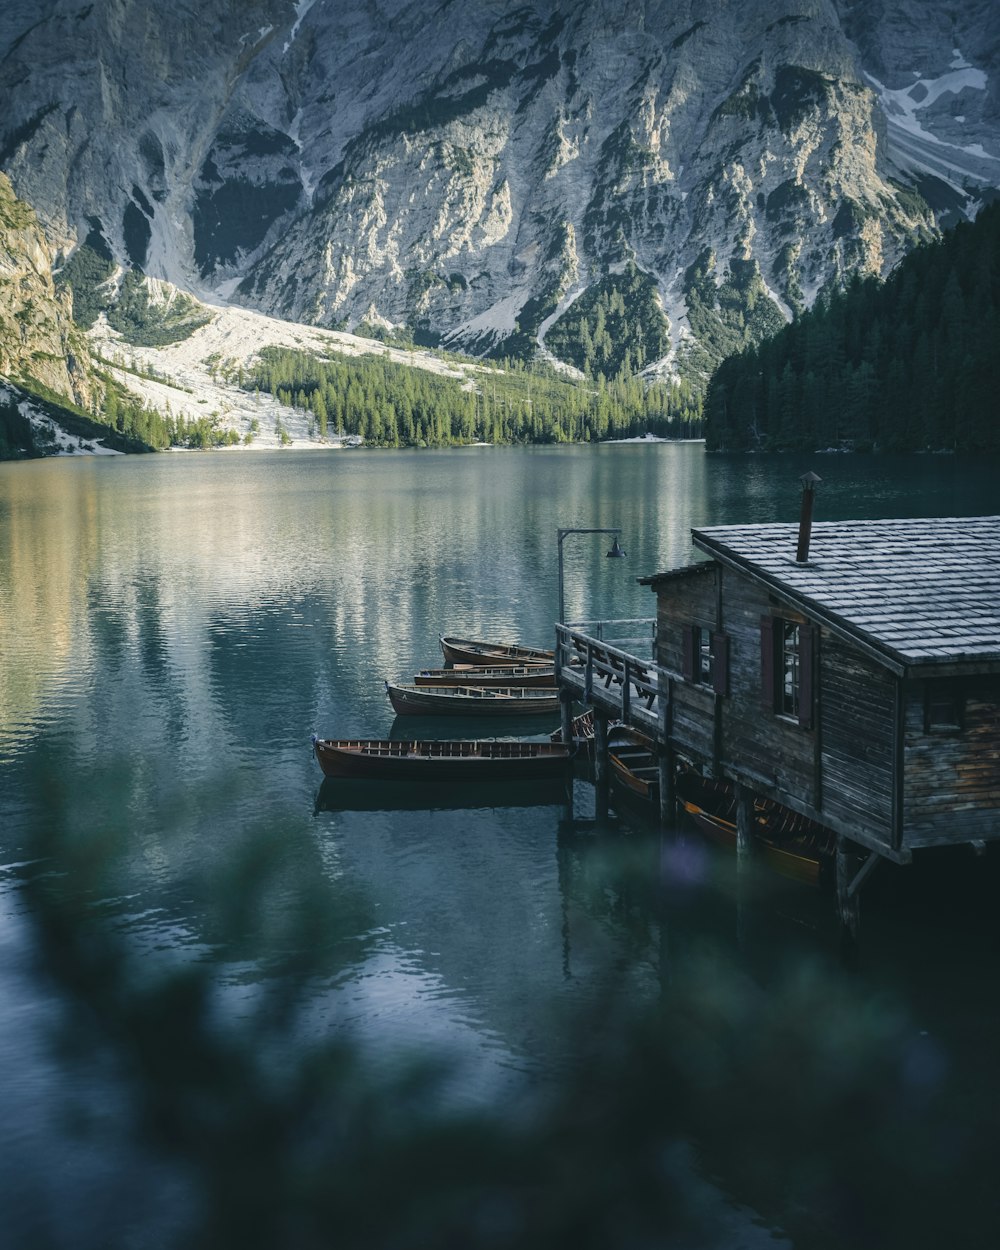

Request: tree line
left=242, top=347, right=702, bottom=446
left=705, top=202, right=1000, bottom=452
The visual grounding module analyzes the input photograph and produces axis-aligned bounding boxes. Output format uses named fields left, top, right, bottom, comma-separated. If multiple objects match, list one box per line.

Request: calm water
left=1, top=445, right=999, bottom=1249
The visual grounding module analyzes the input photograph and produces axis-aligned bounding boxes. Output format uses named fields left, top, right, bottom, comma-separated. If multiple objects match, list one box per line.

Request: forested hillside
left=705, top=203, right=1000, bottom=452
left=243, top=348, right=703, bottom=446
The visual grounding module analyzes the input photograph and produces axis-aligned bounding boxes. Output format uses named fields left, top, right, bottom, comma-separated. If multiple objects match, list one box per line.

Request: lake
left=1, top=444, right=999, bottom=1249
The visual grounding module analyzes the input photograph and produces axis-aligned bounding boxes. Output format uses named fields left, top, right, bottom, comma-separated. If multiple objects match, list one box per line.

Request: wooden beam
left=736, top=784, right=754, bottom=872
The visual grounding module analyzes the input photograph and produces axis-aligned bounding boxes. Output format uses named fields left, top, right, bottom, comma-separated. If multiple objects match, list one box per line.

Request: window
left=698, top=627, right=713, bottom=682
left=682, top=626, right=729, bottom=695
left=924, top=681, right=965, bottom=733
left=761, top=615, right=814, bottom=728
left=780, top=620, right=801, bottom=718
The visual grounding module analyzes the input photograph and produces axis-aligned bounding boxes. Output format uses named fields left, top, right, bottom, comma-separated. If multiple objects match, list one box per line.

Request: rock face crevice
left=0, top=173, right=98, bottom=408
left=0, top=0, right=997, bottom=374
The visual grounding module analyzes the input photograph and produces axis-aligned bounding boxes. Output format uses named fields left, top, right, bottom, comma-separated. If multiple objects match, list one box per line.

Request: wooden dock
left=555, top=515, right=1000, bottom=935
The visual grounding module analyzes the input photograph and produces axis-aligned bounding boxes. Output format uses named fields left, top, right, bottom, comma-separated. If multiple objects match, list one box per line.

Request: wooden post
left=593, top=708, right=610, bottom=820
left=559, top=688, right=574, bottom=750
left=658, top=743, right=676, bottom=827
left=736, top=784, right=754, bottom=872
left=657, top=669, right=675, bottom=827
left=593, top=709, right=610, bottom=788
left=561, top=770, right=574, bottom=825
left=836, top=836, right=862, bottom=943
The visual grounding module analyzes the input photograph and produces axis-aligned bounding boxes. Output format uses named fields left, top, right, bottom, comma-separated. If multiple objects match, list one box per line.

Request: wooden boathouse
left=555, top=513, right=1000, bottom=929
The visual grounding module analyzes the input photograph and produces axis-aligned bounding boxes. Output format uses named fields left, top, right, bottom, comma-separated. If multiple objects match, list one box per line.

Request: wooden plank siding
left=654, top=567, right=716, bottom=761
left=716, top=575, right=816, bottom=810
left=818, top=635, right=895, bottom=848
left=902, top=677, right=1000, bottom=847
left=638, top=518, right=1000, bottom=862
left=654, top=567, right=822, bottom=816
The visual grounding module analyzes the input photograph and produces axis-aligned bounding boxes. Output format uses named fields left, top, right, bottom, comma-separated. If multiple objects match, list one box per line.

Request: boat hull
left=676, top=766, right=833, bottom=887
left=608, top=727, right=659, bottom=804
left=386, top=682, right=560, bottom=717
left=314, top=738, right=574, bottom=780
left=439, top=635, right=554, bottom=666
left=414, top=665, right=556, bottom=688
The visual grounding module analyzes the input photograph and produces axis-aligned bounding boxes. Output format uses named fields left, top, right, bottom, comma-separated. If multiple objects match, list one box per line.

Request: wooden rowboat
left=675, top=765, right=834, bottom=887
left=385, top=681, right=560, bottom=717
left=550, top=709, right=597, bottom=746
left=439, top=635, right=554, bottom=667
left=313, top=737, right=574, bottom=780
left=414, top=665, right=556, bottom=688
left=608, top=725, right=660, bottom=803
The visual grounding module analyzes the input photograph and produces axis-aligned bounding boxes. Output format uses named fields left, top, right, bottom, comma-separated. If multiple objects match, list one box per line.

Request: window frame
left=923, top=679, right=965, bottom=734
left=761, top=614, right=814, bottom=729
left=682, top=625, right=729, bottom=695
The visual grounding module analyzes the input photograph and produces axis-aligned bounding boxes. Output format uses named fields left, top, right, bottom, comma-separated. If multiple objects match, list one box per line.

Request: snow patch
left=86, top=291, right=487, bottom=450
left=535, top=287, right=588, bottom=379
left=447, top=291, right=525, bottom=342
left=867, top=56, right=999, bottom=190
left=1, top=382, right=122, bottom=456
left=283, top=0, right=317, bottom=54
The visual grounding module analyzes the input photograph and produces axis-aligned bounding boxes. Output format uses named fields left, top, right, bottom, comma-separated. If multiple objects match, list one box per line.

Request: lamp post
left=557, top=527, right=627, bottom=625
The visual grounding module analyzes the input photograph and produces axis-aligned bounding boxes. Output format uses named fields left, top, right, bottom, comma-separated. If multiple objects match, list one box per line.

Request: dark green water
left=1, top=445, right=998, bottom=1249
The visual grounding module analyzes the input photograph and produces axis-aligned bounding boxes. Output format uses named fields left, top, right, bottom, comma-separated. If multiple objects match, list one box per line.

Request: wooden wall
left=903, top=677, right=1000, bottom=847
left=654, top=563, right=1000, bottom=855
left=818, top=635, right=896, bottom=849
left=655, top=567, right=818, bottom=818
left=654, top=569, right=716, bottom=763
left=716, top=571, right=817, bottom=812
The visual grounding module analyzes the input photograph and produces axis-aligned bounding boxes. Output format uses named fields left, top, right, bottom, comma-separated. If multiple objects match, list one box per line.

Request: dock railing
left=555, top=620, right=662, bottom=734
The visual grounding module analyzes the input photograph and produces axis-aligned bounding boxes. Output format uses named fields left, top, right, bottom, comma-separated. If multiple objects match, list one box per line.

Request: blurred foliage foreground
left=21, top=789, right=1000, bottom=1250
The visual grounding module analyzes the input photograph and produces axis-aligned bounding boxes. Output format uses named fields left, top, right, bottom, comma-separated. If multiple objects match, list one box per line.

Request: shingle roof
left=688, top=516, right=1000, bottom=670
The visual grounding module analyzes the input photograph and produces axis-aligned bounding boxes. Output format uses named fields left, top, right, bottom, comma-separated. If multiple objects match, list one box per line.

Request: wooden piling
left=658, top=742, right=676, bottom=827
left=836, top=836, right=861, bottom=942
left=736, top=784, right=754, bottom=872
left=593, top=709, right=610, bottom=820
left=559, top=688, right=574, bottom=750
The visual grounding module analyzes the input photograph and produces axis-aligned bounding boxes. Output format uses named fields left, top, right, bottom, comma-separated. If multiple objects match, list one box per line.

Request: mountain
left=704, top=200, right=1000, bottom=452
left=0, top=171, right=97, bottom=408
left=1, top=0, right=998, bottom=386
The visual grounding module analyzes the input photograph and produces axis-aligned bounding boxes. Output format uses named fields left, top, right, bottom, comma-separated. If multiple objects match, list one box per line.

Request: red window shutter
left=798, top=625, right=815, bottom=729
left=760, top=616, right=775, bottom=709
left=712, top=631, right=729, bottom=697
left=682, top=626, right=695, bottom=682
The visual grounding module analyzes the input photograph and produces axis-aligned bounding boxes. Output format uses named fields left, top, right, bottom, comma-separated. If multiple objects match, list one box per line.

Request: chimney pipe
left=796, top=471, right=821, bottom=563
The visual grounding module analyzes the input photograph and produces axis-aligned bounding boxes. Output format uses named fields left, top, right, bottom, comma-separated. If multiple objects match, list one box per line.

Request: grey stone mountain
left=0, top=172, right=96, bottom=408
left=1, top=0, right=998, bottom=380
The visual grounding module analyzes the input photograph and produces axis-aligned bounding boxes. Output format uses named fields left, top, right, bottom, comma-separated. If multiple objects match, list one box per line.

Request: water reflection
left=3, top=447, right=1000, bottom=1248
left=315, top=776, right=572, bottom=813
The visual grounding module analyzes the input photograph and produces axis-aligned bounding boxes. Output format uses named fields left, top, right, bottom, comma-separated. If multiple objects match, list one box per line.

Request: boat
left=675, top=764, right=835, bottom=887
left=385, top=681, right=560, bottom=717
left=607, top=725, right=660, bottom=804
left=550, top=709, right=596, bottom=746
left=439, top=635, right=555, bottom=666
left=413, top=665, right=556, bottom=688
left=313, top=736, right=574, bottom=780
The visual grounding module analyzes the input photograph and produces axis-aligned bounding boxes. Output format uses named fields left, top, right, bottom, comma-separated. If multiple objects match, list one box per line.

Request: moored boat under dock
left=385, top=681, right=560, bottom=717
left=313, top=736, right=574, bottom=780
left=413, top=665, right=556, bottom=688
left=440, top=635, right=554, bottom=666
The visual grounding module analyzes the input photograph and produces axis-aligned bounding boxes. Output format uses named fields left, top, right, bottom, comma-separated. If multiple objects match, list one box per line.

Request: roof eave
left=692, top=532, right=1000, bottom=677
left=692, top=532, right=910, bottom=675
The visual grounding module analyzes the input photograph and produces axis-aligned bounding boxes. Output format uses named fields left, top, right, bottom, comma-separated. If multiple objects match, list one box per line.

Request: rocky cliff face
left=1, top=0, right=997, bottom=378
left=0, top=172, right=97, bottom=407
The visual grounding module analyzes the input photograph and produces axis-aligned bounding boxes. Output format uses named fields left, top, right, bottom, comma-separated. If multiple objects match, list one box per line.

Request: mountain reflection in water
left=2, top=446, right=999, bottom=1249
